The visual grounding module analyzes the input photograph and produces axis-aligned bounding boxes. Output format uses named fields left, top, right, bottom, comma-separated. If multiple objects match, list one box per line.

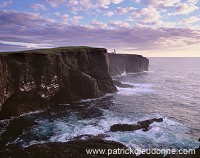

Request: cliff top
left=0, top=46, right=107, bottom=55
left=108, top=53, right=144, bottom=58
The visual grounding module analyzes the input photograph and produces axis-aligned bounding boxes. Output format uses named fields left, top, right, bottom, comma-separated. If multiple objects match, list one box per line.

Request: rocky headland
left=0, top=48, right=199, bottom=158
left=0, top=47, right=150, bottom=119
left=0, top=46, right=117, bottom=119
left=108, top=53, right=149, bottom=76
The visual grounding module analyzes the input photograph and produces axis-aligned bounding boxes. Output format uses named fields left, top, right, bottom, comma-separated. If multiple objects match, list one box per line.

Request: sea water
left=0, top=58, right=200, bottom=151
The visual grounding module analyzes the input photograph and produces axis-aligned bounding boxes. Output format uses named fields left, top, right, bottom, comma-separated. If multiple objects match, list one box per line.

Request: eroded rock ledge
left=0, top=46, right=117, bottom=119
left=108, top=53, right=149, bottom=76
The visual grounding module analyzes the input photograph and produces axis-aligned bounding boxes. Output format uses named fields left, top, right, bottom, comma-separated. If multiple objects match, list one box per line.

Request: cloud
left=176, top=3, right=198, bottom=14
left=116, top=7, right=129, bottom=15
left=1, top=1, right=200, bottom=55
left=99, top=0, right=124, bottom=8
left=69, top=16, right=84, bottom=25
left=54, top=12, right=61, bottom=17
left=32, top=4, right=47, bottom=11
left=66, top=0, right=125, bottom=12
left=42, top=0, right=125, bottom=13
left=66, top=0, right=99, bottom=14
left=109, top=21, right=130, bottom=28
left=0, top=10, right=55, bottom=29
left=79, top=0, right=95, bottom=9
left=115, top=7, right=136, bottom=15
left=187, top=0, right=199, bottom=4
left=141, top=0, right=180, bottom=8
left=181, top=16, right=200, bottom=23
left=90, top=20, right=108, bottom=28
left=140, top=5, right=161, bottom=23
left=69, top=0, right=78, bottom=5
left=1, top=13, right=200, bottom=54
left=0, top=40, right=56, bottom=49
left=135, top=0, right=141, bottom=4
left=105, top=11, right=114, bottom=17
left=127, top=5, right=161, bottom=23
left=161, top=0, right=180, bottom=7
left=62, top=14, right=69, bottom=19
left=43, top=0, right=66, bottom=8
left=62, top=14, right=83, bottom=25
left=0, top=1, right=13, bottom=8
left=154, top=20, right=176, bottom=28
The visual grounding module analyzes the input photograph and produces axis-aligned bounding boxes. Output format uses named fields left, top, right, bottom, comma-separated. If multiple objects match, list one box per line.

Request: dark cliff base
left=1, top=139, right=199, bottom=158
left=0, top=46, right=117, bottom=119
left=108, top=54, right=149, bottom=76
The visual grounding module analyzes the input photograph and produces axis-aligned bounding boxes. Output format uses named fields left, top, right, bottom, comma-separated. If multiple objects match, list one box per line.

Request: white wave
left=105, top=116, right=200, bottom=150
left=121, top=71, right=127, bottom=76
left=17, top=109, right=199, bottom=151
left=19, top=110, right=44, bottom=117
left=24, top=140, right=47, bottom=147
left=117, top=83, right=155, bottom=95
left=70, top=93, right=115, bottom=104
left=127, top=71, right=149, bottom=75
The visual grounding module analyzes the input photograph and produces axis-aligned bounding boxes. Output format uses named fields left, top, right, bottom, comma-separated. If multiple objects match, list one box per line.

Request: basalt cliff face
left=0, top=47, right=117, bottom=119
left=108, top=54, right=149, bottom=76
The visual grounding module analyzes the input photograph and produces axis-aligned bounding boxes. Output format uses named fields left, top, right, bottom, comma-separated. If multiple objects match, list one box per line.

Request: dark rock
left=142, top=126, right=152, bottom=132
left=110, top=118, right=163, bottom=132
left=0, top=117, right=38, bottom=150
left=113, top=80, right=135, bottom=88
left=108, top=53, right=149, bottom=76
left=0, top=47, right=117, bottom=119
left=1, top=139, right=199, bottom=158
left=138, top=118, right=163, bottom=126
left=110, top=124, right=143, bottom=132
left=0, top=140, right=134, bottom=158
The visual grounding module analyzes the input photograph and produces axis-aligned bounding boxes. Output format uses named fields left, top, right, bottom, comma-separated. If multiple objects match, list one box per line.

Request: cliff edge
left=108, top=54, right=149, bottom=76
left=0, top=46, right=117, bottom=119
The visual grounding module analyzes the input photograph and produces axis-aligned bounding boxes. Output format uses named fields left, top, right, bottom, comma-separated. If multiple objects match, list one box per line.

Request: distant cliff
left=108, top=54, right=149, bottom=76
left=0, top=47, right=117, bottom=119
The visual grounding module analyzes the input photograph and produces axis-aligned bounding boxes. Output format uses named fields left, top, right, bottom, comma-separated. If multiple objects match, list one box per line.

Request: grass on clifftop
left=0, top=46, right=106, bottom=55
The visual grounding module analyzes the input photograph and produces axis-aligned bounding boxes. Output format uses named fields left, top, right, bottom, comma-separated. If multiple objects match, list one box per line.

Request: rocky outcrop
left=110, top=118, right=163, bottom=132
left=108, top=54, right=149, bottom=76
left=113, top=80, right=135, bottom=88
left=0, top=47, right=117, bottom=119
left=1, top=139, right=199, bottom=158
left=0, top=140, right=134, bottom=158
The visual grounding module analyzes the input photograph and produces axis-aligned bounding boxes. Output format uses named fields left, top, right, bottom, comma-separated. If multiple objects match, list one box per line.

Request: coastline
left=1, top=47, right=199, bottom=158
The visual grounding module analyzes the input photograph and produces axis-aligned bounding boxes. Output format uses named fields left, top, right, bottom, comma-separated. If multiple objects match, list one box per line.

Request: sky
left=0, top=0, right=200, bottom=57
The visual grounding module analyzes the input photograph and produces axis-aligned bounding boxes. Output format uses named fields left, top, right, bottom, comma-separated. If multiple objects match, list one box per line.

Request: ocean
left=0, top=58, right=200, bottom=151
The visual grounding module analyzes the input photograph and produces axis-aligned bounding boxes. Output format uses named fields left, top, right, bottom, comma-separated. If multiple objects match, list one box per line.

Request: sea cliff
left=108, top=54, right=149, bottom=76
left=0, top=47, right=117, bottom=119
